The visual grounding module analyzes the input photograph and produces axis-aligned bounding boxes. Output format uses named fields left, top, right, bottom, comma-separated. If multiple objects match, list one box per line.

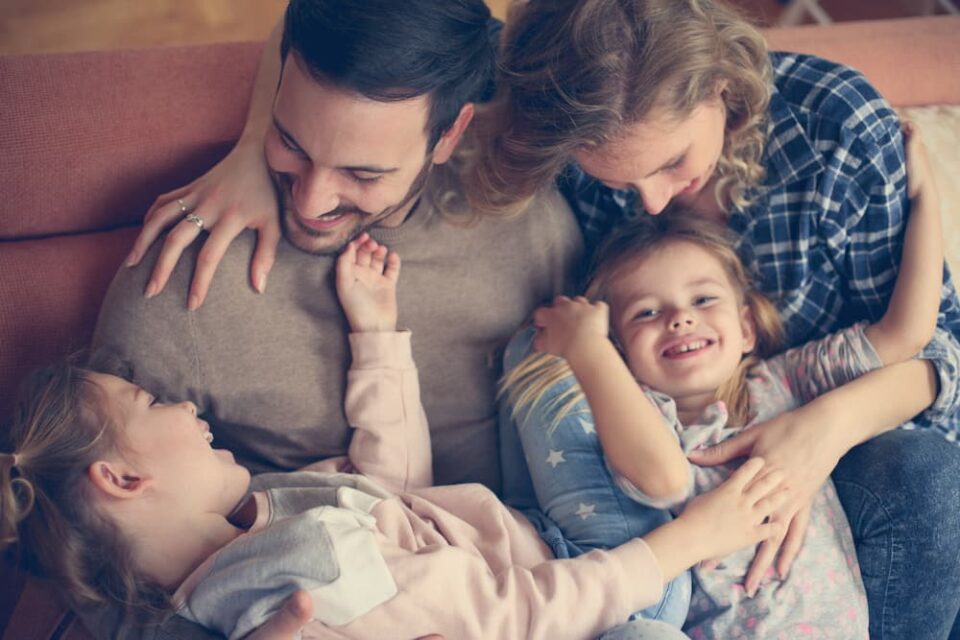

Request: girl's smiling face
left=608, top=240, right=756, bottom=418
left=90, top=373, right=250, bottom=518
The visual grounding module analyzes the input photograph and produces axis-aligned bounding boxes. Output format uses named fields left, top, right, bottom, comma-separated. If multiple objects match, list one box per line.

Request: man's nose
left=293, top=166, right=340, bottom=217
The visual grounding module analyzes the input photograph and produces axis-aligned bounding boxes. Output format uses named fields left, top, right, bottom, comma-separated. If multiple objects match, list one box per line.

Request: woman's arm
left=690, top=357, right=939, bottom=593
left=128, top=21, right=285, bottom=309
left=864, top=123, right=943, bottom=364
left=532, top=296, right=690, bottom=499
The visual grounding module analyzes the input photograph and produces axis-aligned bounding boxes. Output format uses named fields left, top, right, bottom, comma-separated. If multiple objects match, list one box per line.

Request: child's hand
left=532, top=295, right=609, bottom=360
left=904, top=121, right=938, bottom=204
left=336, top=233, right=401, bottom=333
left=679, top=458, right=787, bottom=565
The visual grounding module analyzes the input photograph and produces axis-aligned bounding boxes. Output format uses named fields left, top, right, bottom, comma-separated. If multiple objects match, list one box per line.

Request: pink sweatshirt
left=186, top=332, right=666, bottom=639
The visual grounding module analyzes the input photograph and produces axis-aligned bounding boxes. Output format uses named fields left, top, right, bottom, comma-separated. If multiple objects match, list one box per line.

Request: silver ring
left=184, top=213, right=204, bottom=230
left=178, top=198, right=188, bottom=214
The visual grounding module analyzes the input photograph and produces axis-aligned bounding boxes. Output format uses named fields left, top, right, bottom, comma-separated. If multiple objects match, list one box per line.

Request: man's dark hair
left=280, top=0, right=498, bottom=148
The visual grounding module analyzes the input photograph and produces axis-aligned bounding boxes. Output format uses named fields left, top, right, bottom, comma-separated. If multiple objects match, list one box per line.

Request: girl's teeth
left=203, top=432, right=214, bottom=444
left=672, top=341, right=707, bottom=354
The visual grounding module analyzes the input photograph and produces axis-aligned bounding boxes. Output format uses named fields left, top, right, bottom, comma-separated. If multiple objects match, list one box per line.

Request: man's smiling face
left=264, top=53, right=435, bottom=255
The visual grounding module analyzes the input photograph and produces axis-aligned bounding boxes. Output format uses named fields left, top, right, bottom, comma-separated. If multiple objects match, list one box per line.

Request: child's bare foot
left=335, top=233, right=401, bottom=333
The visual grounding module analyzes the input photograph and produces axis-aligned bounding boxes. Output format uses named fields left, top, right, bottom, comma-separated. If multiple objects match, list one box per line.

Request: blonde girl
left=501, top=129, right=942, bottom=637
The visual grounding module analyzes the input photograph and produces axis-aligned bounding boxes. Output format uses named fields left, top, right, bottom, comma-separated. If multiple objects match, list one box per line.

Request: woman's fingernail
left=256, top=274, right=267, bottom=294
left=188, top=294, right=200, bottom=311
left=125, top=251, right=138, bottom=267
left=145, top=282, right=157, bottom=298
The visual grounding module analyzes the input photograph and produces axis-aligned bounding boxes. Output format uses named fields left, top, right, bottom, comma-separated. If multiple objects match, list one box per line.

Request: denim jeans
left=833, top=427, right=960, bottom=640
left=499, top=327, right=691, bottom=628
left=600, top=619, right=690, bottom=640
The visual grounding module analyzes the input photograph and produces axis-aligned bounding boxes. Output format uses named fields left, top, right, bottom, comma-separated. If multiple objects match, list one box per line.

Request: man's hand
left=245, top=590, right=312, bottom=640
left=127, top=136, right=281, bottom=310
left=335, top=233, right=401, bottom=333
left=687, top=408, right=841, bottom=595
left=532, top=295, right=609, bottom=361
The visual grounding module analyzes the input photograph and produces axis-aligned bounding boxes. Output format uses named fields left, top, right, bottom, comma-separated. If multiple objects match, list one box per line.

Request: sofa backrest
left=0, top=42, right=262, bottom=423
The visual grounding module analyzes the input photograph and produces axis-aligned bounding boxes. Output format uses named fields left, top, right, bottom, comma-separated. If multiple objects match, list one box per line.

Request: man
left=90, top=0, right=581, bottom=637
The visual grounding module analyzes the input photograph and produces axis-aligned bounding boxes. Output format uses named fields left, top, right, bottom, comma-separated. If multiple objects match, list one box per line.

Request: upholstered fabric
left=899, top=105, right=960, bottom=274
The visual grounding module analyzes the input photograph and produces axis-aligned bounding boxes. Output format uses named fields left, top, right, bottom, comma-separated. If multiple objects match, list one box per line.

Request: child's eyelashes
left=633, top=308, right=660, bottom=321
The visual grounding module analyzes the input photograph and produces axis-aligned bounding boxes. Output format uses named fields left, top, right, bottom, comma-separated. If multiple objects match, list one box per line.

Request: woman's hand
left=126, top=136, right=281, bottom=310
left=687, top=408, right=841, bottom=596
left=532, top=295, right=609, bottom=361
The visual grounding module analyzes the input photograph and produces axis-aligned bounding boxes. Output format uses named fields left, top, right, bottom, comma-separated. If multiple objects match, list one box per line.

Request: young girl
left=0, top=235, right=786, bottom=640
left=501, top=126, right=941, bottom=638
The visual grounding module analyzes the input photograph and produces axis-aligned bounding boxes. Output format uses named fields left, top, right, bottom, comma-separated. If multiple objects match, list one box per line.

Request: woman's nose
left=636, top=179, right=673, bottom=215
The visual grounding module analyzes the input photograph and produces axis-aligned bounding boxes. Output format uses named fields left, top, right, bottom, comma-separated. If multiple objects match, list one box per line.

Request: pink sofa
left=1, top=15, right=958, bottom=639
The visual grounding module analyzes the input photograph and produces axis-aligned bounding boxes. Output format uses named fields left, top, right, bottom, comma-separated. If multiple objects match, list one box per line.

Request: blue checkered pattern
left=559, top=52, right=960, bottom=439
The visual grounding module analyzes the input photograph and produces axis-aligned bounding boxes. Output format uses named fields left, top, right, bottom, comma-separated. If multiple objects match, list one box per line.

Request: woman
left=473, top=1, right=960, bottom=638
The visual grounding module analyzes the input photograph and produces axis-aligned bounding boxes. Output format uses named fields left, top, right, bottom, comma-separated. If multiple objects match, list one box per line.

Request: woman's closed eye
left=662, top=155, right=685, bottom=172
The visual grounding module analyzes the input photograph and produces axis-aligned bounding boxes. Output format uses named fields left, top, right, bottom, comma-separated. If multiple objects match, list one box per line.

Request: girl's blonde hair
left=0, top=359, right=172, bottom=621
left=467, top=0, right=771, bottom=216
left=502, top=210, right=784, bottom=430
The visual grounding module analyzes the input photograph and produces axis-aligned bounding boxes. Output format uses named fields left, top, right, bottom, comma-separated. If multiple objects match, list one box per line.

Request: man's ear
left=740, top=304, right=758, bottom=355
left=431, top=103, right=475, bottom=165
left=87, top=460, right=149, bottom=499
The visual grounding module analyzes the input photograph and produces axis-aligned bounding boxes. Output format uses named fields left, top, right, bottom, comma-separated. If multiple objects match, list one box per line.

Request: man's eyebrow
left=643, top=146, right=689, bottom=179
left=272, top=116, right=398, bottom=174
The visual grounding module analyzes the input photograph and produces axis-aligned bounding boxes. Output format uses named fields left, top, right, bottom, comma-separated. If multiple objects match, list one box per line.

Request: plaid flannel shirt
left=559, top=52, right=960, bottom=440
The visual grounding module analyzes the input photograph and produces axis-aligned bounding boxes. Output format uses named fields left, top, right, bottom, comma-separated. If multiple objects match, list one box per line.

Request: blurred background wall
left=0, top=0, right=954, bottom=56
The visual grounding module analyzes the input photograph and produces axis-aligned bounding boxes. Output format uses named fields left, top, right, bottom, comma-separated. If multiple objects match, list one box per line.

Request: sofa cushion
left=899, top=105, right=960, bottom=275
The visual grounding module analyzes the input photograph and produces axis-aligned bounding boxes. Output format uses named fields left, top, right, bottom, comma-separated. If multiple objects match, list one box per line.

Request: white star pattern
left=546, top=449, right=566, bottom=468
left=575, top=503, right=597, bottom=520
left=578, top=417, right=596, bottom=435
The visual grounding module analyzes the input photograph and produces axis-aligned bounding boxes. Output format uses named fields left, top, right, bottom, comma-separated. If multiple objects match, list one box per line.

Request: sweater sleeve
left=344, top=331, right=432, bottom=492
left=327, top=536, right=664, bottom=640
left=761, top=323, right=884, bottom=404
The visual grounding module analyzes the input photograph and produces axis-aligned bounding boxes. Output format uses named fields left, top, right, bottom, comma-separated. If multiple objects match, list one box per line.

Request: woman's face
left=574, top=98, right=727, bottom=215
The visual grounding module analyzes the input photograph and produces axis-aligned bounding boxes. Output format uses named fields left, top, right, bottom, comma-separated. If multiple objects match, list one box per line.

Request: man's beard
left=273, top=159, right=433, bottom=256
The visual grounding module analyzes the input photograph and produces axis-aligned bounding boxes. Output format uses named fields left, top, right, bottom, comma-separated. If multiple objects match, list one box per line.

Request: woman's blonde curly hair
left=466, top=0, right=772, bottom=216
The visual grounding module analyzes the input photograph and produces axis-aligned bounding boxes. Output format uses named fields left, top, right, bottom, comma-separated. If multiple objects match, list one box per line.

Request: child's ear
left=740, top=304, right=758, bottom=354
left=87, top=460, right=149, bottom=499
